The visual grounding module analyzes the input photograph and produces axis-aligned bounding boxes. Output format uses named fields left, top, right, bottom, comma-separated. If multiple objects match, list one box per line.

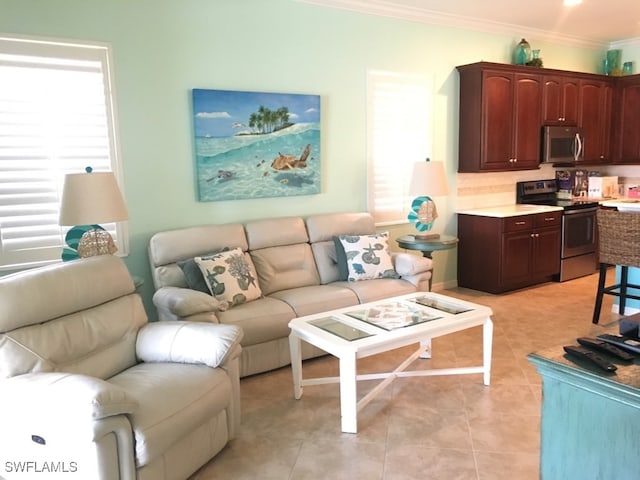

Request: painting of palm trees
left=192, top=89, right=321, bottom=201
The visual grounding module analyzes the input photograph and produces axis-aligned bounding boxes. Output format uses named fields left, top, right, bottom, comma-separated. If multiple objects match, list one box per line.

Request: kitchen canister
left=606, top=49, right=622, bottom=75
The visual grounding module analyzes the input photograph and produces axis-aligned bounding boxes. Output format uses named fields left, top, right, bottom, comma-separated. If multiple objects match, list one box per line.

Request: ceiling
left=298, top=0, right=640, bottom=46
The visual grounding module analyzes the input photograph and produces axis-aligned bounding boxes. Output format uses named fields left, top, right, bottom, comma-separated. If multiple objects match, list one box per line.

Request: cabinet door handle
left=515, top=221, right=527, bottom=225
left=543, top=217, right=555, bottom=222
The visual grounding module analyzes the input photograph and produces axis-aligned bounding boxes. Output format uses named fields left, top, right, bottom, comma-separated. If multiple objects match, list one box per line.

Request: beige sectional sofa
left=148, top=212, right=433, bottom=378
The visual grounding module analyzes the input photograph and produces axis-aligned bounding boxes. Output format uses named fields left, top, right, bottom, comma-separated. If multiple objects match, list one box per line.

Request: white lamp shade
left=59, top=171, right=128, bottom=226
left=408, top=160, right=449, bottom=197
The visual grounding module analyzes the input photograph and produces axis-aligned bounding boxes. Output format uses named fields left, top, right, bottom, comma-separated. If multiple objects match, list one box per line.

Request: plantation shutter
left=366, top=70, right=431, bottom=225
left=0, top=36, right=126, bottom=270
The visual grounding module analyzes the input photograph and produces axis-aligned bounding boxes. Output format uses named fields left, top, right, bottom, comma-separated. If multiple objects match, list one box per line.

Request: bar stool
left=592, top=208, right=640, bottom=324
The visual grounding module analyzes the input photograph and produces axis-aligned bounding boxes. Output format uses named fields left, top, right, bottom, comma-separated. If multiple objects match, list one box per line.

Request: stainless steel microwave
left=542, top=126, right=584, bottom=164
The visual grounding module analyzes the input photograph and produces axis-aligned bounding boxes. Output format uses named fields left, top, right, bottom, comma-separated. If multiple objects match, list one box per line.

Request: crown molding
left=610, top=37, right=640, bottom=49
left=296, top=0, right=611, bottom=48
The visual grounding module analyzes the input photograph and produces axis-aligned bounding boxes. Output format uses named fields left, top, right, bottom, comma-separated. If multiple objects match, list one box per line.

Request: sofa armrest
left=392, top=252, right=433, bottom=276
left=136, top=321, right=244, bottom=368
left=0, top=372, right=138, bottom=421
left=152, top=286, right=225, bottom=320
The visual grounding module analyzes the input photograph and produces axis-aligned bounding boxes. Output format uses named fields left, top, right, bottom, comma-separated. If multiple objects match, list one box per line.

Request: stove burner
left=516, top=179, right=599, bottom=211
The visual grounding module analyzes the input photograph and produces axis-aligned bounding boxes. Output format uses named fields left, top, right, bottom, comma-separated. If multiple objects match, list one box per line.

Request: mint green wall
left=0, top=0, right=606, bottom=318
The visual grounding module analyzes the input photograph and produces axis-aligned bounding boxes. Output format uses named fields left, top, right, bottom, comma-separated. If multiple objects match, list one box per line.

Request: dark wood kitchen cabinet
left=543, top=75, right=579, bottom=125
left=457, top=211, right=562, bottom=294
left=579, top=78, right=613, bottom=164
left=612, top=75, right=640, bottom=163
left=457, top=64, right=542, bottom=172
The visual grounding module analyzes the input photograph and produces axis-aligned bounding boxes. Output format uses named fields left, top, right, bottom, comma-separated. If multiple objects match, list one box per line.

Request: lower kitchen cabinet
left=458, top=211, right=562, bottom=293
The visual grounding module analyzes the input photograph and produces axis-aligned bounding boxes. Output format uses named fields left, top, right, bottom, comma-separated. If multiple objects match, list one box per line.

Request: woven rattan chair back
left=597, top=209, right=640, bottom=268
left=592, top=208, right=640, bottom=324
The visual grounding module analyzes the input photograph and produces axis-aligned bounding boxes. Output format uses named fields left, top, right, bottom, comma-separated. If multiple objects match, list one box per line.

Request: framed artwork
left=192, top=89, right=321, bottom=201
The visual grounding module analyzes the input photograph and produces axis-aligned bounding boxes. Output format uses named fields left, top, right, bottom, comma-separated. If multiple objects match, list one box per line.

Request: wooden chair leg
left=593, top=263, right=608, bottom=324
left=620, top=266, right=629, bottom=315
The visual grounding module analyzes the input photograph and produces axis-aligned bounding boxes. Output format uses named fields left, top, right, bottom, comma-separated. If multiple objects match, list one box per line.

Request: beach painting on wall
left=192, top=89, right=321, bottom=201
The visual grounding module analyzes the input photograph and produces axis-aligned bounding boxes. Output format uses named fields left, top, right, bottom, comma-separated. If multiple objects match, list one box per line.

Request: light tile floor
left=191, top=271, right=621, bottom=479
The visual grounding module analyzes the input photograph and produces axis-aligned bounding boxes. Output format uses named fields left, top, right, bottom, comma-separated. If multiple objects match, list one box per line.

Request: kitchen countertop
left=600, top=198, right=640, bottom=212
left=456, top=204, right=563, bottom=218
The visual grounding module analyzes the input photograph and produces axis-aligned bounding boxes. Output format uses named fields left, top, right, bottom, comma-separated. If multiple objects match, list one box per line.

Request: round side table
left=395, top=234, right=459, bottom=258
left=396, top=234, right=459, bottom=291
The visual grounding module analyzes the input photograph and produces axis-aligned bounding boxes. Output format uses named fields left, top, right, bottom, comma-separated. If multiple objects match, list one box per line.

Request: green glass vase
left=513, top=38, right=532, bottom=65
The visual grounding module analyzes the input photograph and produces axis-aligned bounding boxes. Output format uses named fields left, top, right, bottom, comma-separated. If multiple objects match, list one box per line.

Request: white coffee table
left=288, top=292, right=493, bottom=433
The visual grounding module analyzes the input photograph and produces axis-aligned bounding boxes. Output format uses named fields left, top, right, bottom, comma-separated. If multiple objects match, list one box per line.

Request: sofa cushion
left=108, top=362, right=231, bottom=468
left=216, top=296, right=295, bottom=346
left=250, top=243, right=320, bottom=296
left=177, top=258, right=210, bottom=294
left=333, top=236, right=350, bottom=281
left=177, top=247, right=231, bottom=294
left=310, top=241, right=341, bottom=284
left=195, top=249, right=262, bottom=306
left=332, top=278, right=417, bottom=303
left=270, top=284, right=358, bottom=317
left=336, top=232, right=399, bottom=281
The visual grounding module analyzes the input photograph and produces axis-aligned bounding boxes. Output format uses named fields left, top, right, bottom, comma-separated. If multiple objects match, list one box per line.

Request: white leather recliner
left=0, top=255, right=243, bottom=480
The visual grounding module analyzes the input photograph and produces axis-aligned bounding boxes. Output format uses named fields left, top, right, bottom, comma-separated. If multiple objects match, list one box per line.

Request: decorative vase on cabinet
left=513, top=38, right=532, bottom=65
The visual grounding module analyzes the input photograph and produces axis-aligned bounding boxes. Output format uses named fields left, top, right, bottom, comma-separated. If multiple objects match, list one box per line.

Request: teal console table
left=528, top=345, right=640, bottom=479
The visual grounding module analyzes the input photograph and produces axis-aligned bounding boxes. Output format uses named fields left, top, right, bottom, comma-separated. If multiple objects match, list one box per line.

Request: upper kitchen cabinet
left=579, top=78, right=613, bottom=164
left=457, top=62, right=542, bottom=172
left=543, top=75, right=579, bottom=125
left=612, top=75, right=640, bottom=164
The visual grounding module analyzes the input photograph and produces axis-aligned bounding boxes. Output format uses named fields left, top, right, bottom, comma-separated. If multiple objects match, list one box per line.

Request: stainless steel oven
left=516, top=179, right=598, bottom=282
left=559, top=206, right=598, bottom=282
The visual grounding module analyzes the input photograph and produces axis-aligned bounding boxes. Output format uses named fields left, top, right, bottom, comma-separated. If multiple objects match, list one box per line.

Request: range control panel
left=516, top=179, right=557, bottom=202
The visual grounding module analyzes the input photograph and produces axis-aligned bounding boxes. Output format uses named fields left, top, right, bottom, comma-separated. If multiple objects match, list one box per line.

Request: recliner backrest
left=245, top=216, right=320, bottom=295
left=148, top=223, right=248, bottom=289
left=0, top=255, right=147, bottom=379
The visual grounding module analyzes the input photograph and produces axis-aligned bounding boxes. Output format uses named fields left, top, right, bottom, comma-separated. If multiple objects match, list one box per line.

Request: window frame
left=366, top=69, right=432, bottom=226
left=0, top=34, right=127, bottom=271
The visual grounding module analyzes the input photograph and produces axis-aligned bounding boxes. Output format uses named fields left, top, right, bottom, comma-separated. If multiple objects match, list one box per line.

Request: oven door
left=561, top=207, right=598, bottom=258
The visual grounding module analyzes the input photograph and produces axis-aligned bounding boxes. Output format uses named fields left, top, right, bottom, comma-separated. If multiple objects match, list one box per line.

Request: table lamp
left=407, top=158, right=449, bottom=240
left=59, top=167, right=128, bottom=260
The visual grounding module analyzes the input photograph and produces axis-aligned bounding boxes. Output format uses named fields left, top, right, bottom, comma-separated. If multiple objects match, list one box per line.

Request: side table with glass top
left=395, top=234, right=459, bottom=258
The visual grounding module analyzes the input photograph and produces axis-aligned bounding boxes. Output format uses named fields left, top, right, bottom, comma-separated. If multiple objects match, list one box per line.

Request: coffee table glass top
left=305, top=294, right=478, bottom=341
left=309, top=317, right=373, bottom=341
left=407, top=295, right=473, bottom=315
left=345, top=300, right=442, bottom=330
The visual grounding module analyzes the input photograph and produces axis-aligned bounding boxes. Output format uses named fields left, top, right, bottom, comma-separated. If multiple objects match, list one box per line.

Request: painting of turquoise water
left=192, top=89, right=321, bottom=201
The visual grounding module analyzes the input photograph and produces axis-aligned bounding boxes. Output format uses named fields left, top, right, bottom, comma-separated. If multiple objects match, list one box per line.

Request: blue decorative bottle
left=513, top=38, right=532, bottom=65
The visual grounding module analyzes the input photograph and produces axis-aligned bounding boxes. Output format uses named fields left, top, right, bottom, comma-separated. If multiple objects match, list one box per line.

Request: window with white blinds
left=0, top=35, right=126, bottom=270
left=366, top=70, right=431, bottom=225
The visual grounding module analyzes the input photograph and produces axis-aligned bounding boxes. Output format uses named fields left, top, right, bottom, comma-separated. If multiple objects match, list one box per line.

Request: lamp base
left=413, top=233, right=440, bottom=241
left=78, top=229, right=117, bottom=258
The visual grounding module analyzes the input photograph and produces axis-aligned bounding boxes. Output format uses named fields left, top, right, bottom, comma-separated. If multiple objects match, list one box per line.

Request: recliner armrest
left=0, top=372, right=138, bottom=421
left=136, top=321, right=244, bottom=368
left=152, top=286, right=225, bottom=319
left=392, top=252, right=433, bottom=276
